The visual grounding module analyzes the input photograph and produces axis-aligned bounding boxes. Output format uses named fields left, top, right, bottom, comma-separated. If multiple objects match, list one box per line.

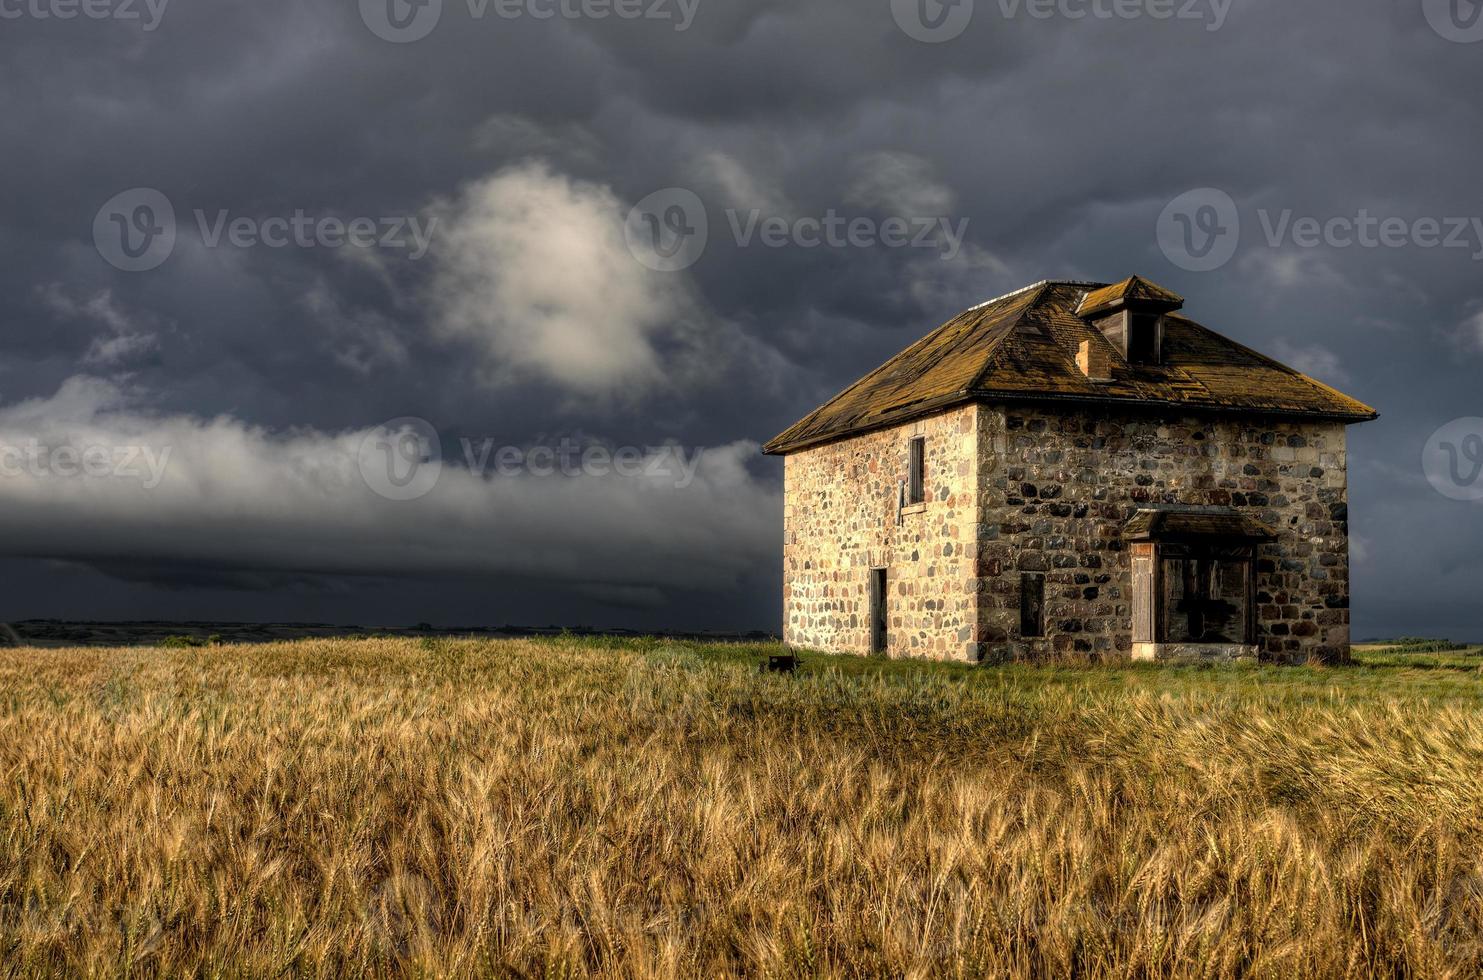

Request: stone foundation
left=1132, top=642, right=1258, bottom=663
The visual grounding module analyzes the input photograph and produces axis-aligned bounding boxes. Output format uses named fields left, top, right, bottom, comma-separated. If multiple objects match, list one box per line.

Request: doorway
left=869, top=567, right=887, bottom=656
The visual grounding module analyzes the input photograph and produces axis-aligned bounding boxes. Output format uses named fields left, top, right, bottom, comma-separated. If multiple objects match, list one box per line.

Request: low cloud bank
left=0, top=377, right=779, bottom=596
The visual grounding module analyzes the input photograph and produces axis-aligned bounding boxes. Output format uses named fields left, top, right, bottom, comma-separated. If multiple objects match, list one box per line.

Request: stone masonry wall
left=783, top=404, right=980, bottom=660
left=973, top=404, right=1351, bottom=665
left=782, top=402, right=1352, bottom=665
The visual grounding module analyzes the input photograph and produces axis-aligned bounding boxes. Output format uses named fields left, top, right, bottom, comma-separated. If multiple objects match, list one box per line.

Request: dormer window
left=1075, top=275, right=1184, bottom=366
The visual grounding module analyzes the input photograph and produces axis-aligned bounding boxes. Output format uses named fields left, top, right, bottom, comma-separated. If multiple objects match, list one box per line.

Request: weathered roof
left=1124, top=508, right=1277, bottom=543
left=1077, top=275, right=1185, bottom=318
left=764, top=278, right=1378, bottom=455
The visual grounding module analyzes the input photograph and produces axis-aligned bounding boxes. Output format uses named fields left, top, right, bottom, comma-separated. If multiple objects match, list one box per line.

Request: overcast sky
left=0, top=0, right=1480, bottom=637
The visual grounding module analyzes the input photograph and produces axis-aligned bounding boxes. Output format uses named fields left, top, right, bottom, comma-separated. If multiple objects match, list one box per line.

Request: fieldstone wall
left=781, top=402, right=1353, bottom=665
left=782, top=405, right=980, bottom=660
left=973, top=404, right=1350, bottom=665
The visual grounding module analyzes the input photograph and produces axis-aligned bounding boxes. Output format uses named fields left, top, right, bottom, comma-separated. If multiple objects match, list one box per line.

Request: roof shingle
left=764, top=278, right=1378, bottom=455
left=1076, top=275, right=1185, bottom=318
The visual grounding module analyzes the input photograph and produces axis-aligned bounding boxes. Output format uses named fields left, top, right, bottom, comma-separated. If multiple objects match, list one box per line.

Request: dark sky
left=1, top=0, right=1480, bottom=638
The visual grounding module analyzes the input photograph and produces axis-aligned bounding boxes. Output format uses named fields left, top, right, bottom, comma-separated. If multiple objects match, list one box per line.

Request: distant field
left=2, top=638, right=1482, bottom=977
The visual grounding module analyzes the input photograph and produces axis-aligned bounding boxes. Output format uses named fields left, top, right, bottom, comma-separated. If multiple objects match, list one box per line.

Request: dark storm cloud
left=0, top=0, right=1480, bottom=635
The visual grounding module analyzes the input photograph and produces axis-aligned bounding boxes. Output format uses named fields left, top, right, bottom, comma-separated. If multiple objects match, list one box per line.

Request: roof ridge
left=965, top=279, right=1104, bottom=312
left=965, top=281, right=1055, bottom=393
left=763, top=287, right=1050, bottom=454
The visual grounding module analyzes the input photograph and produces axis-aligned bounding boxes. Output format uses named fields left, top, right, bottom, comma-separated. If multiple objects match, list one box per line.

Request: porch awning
left=1123, top=508, right=1277, bottom=543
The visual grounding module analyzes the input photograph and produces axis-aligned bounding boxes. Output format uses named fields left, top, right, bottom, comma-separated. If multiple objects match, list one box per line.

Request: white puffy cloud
left=426, top=162, right=705, bottom=395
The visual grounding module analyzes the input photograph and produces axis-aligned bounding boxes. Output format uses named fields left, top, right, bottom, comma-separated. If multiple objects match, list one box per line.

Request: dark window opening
left=1020, top=573, right=1045, bottom=638
left=1127, top=313, right=1162, bottom=364
left=1162, top=554, right=1251, bottom=644
left=1125, top=509, right=1270, bottom=649
left=869, top=568, right=888, bottom=655
left=907, top=437, right=925, bottom=504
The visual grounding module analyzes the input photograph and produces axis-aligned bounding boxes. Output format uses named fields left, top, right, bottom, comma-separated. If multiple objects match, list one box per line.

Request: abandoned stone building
left=764, top=277, right=1378, bottom=664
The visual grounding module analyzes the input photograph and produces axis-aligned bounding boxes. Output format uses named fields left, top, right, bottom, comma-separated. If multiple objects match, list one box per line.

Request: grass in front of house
left=1, top=636, right=1482, bottom=977
left=770, top=636, right=1483, bottom=704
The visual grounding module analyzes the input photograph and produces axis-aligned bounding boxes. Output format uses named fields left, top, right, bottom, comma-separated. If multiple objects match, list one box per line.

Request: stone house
left=763, top=277, right=1378, bottom=664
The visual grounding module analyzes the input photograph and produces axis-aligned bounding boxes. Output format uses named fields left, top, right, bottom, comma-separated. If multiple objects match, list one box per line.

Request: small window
left=907, top=437, right=925, bottom=504
left=1020, top=573, right=1045, bottom=638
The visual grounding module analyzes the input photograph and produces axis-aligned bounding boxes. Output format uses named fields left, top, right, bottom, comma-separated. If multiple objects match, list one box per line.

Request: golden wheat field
left=2, top=637, right=1483, bottom=978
